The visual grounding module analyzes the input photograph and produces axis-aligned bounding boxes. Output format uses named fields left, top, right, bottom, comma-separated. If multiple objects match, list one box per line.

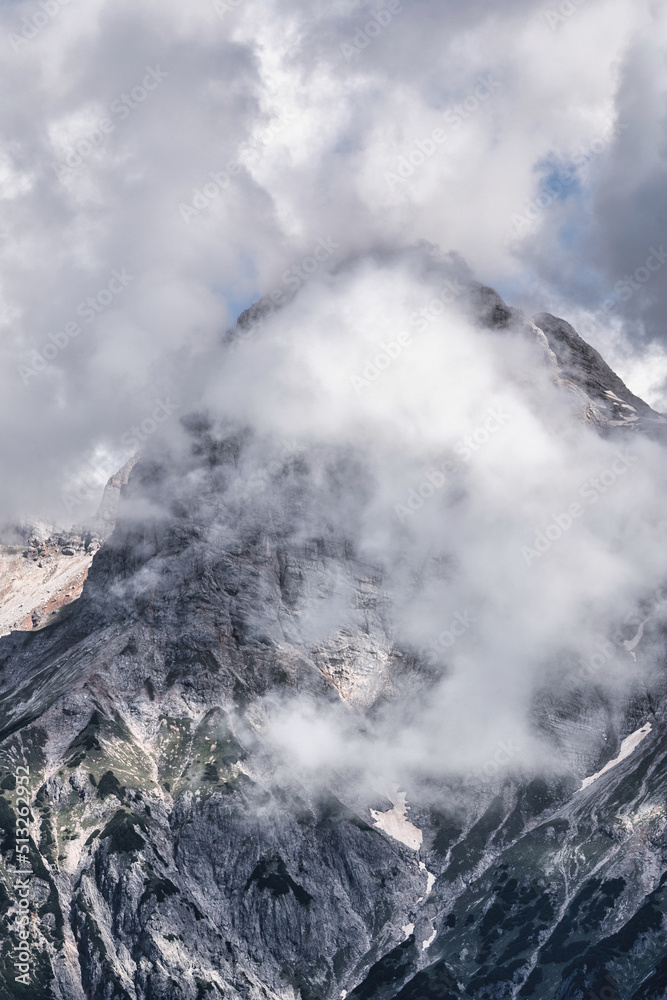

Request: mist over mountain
left=1, top=261, right=667, bottom=998
left=1, top=0, right=667, bottom=525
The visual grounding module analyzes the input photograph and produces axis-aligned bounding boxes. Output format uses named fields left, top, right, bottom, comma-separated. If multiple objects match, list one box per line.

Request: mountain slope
left=0, top=278, right=666, bottom=1000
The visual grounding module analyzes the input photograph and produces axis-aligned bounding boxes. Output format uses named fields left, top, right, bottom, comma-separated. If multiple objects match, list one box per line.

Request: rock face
left=472, top=284, right=666, bottom=435
left=0, top=535, right=94, bottom=637
left=0, top=281, right=666, bottom=1000
left=0, top=459, right=137, bottom=638
left=534, top=311, right=664, bottom=431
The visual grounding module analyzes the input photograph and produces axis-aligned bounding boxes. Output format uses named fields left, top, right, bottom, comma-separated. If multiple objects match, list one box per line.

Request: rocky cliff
left=0, top=459, right=137, bottom=639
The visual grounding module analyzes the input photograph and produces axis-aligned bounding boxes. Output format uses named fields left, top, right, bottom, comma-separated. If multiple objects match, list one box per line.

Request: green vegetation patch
left=157, top=711, right=248, bottom=800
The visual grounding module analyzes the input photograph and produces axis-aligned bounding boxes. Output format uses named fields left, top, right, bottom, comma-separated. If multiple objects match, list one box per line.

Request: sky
left=0, top=0, right=665, bottom=526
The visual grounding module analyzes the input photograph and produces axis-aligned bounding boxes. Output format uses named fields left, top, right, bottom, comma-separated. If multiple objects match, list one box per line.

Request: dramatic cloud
left=187, top=249, right=667, bottom=782
left=2, top=0, right=667, bottom=785
left=92, top=246, right=658, bottom=788
left=0, top=0, right=665, bottom=526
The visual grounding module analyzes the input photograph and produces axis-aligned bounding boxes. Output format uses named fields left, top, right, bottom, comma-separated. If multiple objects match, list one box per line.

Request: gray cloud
left=0, top=0, right=665, bottom=667
left=103, top=246, right=666, bottom=784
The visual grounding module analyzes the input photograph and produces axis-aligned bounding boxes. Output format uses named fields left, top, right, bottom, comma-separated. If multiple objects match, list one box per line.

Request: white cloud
left=1, top=0, right=666, bottom=782
left=122, top=248, right=664, bottom=782
left=0, top=0, right=664, bottom=522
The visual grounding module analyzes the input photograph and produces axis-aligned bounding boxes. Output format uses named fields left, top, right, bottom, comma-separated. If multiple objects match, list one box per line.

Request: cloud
left=98, top=246, right=665, bottom=786
left=1, top=0, right=666, bottom=784
left=0, top=0, right=665, bottom=525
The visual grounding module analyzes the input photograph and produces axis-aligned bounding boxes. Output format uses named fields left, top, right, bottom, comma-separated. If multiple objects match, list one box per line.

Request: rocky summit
left=1, top=275, right=667, bottom=1000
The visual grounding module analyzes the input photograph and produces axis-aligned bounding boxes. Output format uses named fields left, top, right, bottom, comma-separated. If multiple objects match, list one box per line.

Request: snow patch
left=623, top=619, right=647, bottom=660
left=370, top=786, right=422, bottom=850
left=402, top=923, right=415, bottom=937
left=419, top=860, right=435, bottom=895
left=422, top=927, right=437, bottom=950
left=581, top=723, right=652, bottom=790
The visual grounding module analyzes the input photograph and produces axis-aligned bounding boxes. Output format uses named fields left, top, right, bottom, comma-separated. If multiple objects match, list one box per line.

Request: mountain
left=0, top=274, right=666, bottom=1000
left=0, top=459, right=137, bottom=638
